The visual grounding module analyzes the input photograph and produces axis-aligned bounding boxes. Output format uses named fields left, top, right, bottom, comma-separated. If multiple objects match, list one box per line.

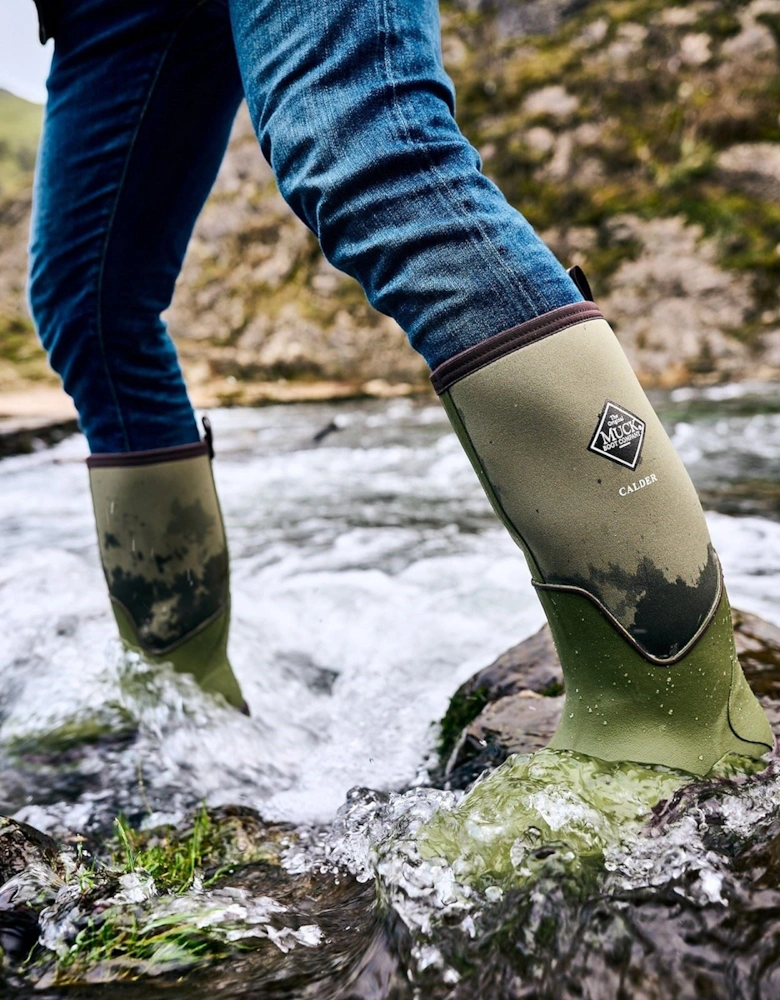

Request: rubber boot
left=432, top=274, right=773, bottom=775
left=87, top=419, right=246, bottom=711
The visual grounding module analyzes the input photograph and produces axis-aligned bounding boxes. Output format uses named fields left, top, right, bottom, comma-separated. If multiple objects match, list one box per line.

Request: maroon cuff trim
left=430, top=302, right=604, bottom=395
left=87, top=439, right=210, bottom=469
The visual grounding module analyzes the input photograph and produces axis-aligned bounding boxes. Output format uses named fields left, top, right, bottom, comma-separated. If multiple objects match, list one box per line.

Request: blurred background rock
left=2, top=0, right=780, bottom=407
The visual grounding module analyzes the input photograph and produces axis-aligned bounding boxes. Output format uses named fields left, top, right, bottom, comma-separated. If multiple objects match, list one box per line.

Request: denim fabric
left=29, top=0, right=243, bottom=452
left=29, top=0, right=582, bottom=454
left=229, top=0, right=581, bottom=364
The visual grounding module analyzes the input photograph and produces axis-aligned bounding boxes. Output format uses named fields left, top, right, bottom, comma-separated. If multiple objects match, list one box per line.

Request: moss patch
left=44, top=808, right=294, bottom=984
left=7, top=705, right=138, bottom=758
left=437, top=686, right=490, bottom=762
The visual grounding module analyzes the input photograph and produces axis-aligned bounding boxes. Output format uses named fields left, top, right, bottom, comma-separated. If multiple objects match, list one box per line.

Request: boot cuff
left=86, top=439, right=210, bottom=469
left=431, top=301, right=603, bottom=395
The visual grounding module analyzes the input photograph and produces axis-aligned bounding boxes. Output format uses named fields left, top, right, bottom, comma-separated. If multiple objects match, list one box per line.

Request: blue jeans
left=29, top=0, right=582, bottom=454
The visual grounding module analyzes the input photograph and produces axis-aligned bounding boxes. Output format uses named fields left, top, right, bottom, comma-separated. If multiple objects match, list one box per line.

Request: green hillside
left=0, top=89, right=49, bottom=388
left=0, top=88, right=43, bottom=195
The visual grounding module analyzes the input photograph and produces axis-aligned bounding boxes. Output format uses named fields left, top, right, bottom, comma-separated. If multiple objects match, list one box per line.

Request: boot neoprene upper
left=433, top=293, right=773, bottom=775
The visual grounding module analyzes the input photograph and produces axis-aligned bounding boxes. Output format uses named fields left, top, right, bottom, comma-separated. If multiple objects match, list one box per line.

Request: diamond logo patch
left=588, top=401, right=646, bottom=470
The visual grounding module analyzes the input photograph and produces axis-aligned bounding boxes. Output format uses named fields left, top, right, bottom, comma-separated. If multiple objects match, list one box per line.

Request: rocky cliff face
left=2, top=0, right=780, bottom=402
left=446, top=0, right=780, bottom=385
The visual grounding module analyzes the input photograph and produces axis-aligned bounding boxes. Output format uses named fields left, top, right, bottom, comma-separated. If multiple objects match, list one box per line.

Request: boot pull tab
left=202, top=416, right=215, bottom=460
left=568, top=265, right=595, bottom=302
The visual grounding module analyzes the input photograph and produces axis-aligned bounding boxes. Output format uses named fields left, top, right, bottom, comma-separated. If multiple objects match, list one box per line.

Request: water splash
left=2, top=398, right=780, bottom=837
left=418, top=749, right=689, bottom=885
left=303, top=748, right=779, bottom=989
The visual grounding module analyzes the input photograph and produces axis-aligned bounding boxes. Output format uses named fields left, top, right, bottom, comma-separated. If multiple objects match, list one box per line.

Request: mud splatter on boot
left=88, top=422, right=245, bottom=711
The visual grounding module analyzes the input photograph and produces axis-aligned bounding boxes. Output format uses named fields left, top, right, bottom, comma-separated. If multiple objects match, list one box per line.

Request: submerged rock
left=437, top=607, right=780, bottom=790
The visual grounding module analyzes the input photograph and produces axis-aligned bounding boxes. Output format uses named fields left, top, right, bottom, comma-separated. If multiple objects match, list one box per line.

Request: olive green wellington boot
left=432, top=277, right=773, bottom=775
left=87, top=419, right=246, bottom=712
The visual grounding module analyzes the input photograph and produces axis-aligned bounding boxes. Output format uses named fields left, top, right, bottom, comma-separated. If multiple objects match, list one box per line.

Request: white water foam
left=0, top=397, right=778, bottom=833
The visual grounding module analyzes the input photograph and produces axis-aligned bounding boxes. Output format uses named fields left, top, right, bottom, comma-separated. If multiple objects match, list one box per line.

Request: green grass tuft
left=57, top=906, right=237, bottom=980
left=110, top=808, right=229, bottom=895
left=49, top=808, right=281, bottom=983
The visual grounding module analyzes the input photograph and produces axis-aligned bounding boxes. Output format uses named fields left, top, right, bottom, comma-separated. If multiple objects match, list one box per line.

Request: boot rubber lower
left=112, top=600, right=245, bottom=711
left=541, top=587, right=773, bottom=774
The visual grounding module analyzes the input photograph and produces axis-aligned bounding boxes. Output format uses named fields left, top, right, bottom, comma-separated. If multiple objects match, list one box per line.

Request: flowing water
left=1, top=384, right=780, bottom=997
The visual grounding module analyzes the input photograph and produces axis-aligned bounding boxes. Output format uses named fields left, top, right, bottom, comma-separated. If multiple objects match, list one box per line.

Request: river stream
left=1, top=384, right=780, bottom=997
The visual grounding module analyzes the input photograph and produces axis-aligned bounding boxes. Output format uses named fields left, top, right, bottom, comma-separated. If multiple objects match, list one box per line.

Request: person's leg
left=29, top=0, right=243, bottom=453
left=227, top=0, right=582, bottom=371
left=228, top=0, right=772, bottom=768
left=28, top=0, right=246, bottom=709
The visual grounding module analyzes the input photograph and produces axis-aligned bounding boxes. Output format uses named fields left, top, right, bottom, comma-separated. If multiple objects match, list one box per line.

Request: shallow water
left=1, top=384, right=780, bottom=996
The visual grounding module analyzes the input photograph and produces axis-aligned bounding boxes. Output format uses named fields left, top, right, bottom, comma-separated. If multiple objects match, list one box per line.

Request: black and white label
left=588, top=401, right=646, bottom=470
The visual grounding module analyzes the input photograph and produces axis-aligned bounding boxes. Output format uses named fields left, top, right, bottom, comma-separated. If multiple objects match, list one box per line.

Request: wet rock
left=0, top=705, right=142, bottom=832
left=277, top=652, right=340, bottom=695
left=454, top=625, right=564, bottom=707
left=435, top=624, right=564, bottom=788
left=733, top=607, right=780, bottom=697
left=697, top=478, right=780, bottom=522
left=443, top=693, right=566, bottom=791
left=0, top=416, right=79, bottom=459
left=0, top=805, right=389, bottom=992
left=0, top=818, right=60, bottom=967
left=0, top=817, right=58, bottom=886
left=0, top=903, right=39, bottom=962
left=437, top=608, right=780, bottom=790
